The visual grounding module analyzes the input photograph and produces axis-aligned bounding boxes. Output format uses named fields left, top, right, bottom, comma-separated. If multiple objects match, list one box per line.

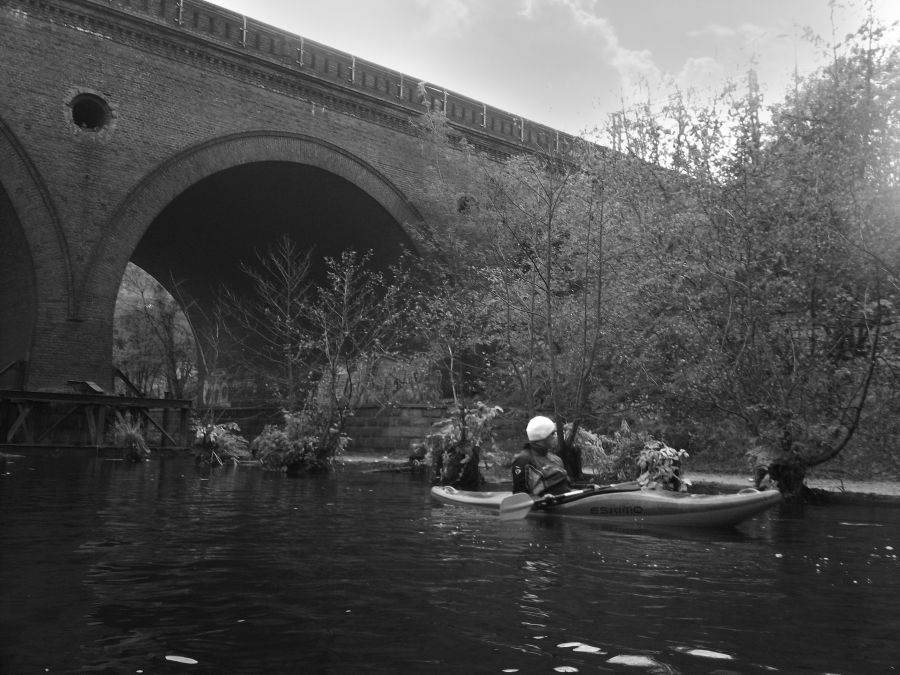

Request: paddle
left=498, top=481, right=641, bottom=520
left=497, top=492, right=536, bottom=520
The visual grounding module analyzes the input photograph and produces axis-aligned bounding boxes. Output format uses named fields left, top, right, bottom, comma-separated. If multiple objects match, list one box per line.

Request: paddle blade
left=499, top=493, right=535, bottom=520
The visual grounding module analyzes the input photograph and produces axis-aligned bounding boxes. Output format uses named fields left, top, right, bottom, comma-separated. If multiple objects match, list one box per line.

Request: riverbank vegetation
left=114, top=11, right=899, bottom=490
left=413, top=10, right=900, bottom=495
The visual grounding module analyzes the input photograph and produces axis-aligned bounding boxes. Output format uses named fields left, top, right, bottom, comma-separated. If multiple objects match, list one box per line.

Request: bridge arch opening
left=131, top=160, right=417, bottom=297
left=119, top=159, right=420, bottom=405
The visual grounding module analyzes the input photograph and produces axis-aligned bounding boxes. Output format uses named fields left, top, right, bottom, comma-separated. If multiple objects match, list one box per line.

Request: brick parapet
left=52, top=0, right=576, bottom=156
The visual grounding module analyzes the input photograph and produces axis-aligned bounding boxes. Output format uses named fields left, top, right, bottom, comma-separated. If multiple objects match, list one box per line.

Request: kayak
left=430, top=484, right=782, bottom=528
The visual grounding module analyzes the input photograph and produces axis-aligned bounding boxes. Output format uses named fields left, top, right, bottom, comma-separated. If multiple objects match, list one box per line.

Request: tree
left=754, top=11, right=900, bottom=488
left=114, top=264, right=197, bottom=399
left=222, top=235, right=314, bottom=410
left=441, top=140, right=637, bottom=477
left=222, top=237, right=415, bottom=467
left=301, top=250, right=416, bottom=454
left=414, top=108, right=679, bottom=477
left=603, top=9, right=900, bottom=494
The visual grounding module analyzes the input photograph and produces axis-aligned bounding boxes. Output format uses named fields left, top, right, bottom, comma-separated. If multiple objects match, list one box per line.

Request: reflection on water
left=1, top=454, right=898, bottom=674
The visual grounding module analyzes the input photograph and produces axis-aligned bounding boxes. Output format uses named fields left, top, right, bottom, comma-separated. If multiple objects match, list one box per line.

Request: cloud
left=520, top=0, right=664, bottom=96
left=675, top=56, right=727, bottom=94
left=412, top=0, right=472, bottom=37
left=687, top=21, right=771, bottom=58
left=688, top=23, right=738, bottom=39
left=516, top=0, right=537, bottom=19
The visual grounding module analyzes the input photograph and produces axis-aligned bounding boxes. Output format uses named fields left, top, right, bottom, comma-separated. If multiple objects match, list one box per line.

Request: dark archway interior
left=131, top=161, right=417, bottom=306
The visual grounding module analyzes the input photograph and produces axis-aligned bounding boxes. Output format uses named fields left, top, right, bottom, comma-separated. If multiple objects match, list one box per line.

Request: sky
left=209, top=0, right=900, bottom=136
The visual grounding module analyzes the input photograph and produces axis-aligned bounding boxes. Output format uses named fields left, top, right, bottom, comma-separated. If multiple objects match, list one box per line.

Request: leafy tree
left=603, top=9, right=900, bottom=492
left=409, top=253, right=506, bottom=485
left=755, top=11, right=900, bottom=486
left=418, top=139, right=628, bottom=476
left=413, top=108, right=689, bottom=477
left=301, top=250, right=416, bottom=455
left=221, top=237, right=415, bottom=467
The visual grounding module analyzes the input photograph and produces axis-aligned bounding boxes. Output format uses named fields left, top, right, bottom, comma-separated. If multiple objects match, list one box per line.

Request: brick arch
left=0, top=118, right=74, bottom=315
left=80, top=130, right=425, bottom=319
left=0, top=119, right=77, bottom=387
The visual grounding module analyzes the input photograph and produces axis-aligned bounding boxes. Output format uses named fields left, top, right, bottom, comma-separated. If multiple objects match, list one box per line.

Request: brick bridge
left=0, top=0, right=578, bottom=449
left=1, top=0, right=574, bottom=396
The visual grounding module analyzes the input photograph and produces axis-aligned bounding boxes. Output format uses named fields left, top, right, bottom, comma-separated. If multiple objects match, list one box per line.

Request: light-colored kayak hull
left=431, top=485, right=782, bottom=528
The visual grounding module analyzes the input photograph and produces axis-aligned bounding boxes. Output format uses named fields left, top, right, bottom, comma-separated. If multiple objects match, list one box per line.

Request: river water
left=1, top=454, right=897, bottom=674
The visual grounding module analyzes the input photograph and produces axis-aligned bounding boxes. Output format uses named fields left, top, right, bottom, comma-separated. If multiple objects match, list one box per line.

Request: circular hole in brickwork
left=71, top=93, right=111, bottom=131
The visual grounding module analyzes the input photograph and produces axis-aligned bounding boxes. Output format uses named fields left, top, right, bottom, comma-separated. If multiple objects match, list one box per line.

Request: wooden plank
left=0, top=391, right=194, bottom=448
left=35, top=404, right=81, bottom=444
left=7, top=402, right=33, bottom=443
left=96, top=405, right=108, bottom=446
left=136, top=407, right=178, bottom=446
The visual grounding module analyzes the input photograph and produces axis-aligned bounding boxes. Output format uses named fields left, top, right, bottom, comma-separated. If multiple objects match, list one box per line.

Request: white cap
left=526, top=416, right=556, bottom=441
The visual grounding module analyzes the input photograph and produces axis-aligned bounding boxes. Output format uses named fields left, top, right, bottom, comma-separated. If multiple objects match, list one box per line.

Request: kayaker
left=512, top=416, right=572, bottom=496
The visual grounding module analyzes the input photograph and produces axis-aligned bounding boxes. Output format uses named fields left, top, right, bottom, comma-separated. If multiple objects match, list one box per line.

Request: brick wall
left=344, top=404, right=532, bottom=457
left=345, top=405, right=446, bottom=454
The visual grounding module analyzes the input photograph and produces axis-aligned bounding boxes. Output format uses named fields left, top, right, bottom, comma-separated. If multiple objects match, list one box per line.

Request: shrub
left=586, top=420, right=689, bottom=491
left=425, top=402, right=503, bottom=489
left=112, top=415, right=151, bottom=462
left=193, top=420, right=251, bottom=465
left=249, top=411, right=349, bottom=473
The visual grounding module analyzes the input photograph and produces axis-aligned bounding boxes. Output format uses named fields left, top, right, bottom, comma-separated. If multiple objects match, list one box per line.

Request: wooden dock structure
left=0, top=389, right=192, bottom=452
